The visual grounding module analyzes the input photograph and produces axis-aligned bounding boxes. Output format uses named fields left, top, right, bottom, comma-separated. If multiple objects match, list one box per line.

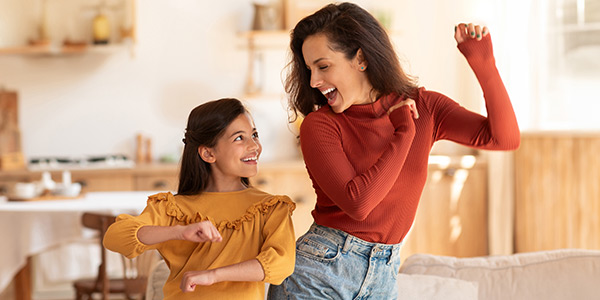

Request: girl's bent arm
left=104, top=193, right=173, bottom=258
left=137, top=225, right=183, bottom=245
left=180, top=259, right=264, bottom=292
left=137, top=220, right=222, bottom=245
left=179, top=196, right=295, bottom=291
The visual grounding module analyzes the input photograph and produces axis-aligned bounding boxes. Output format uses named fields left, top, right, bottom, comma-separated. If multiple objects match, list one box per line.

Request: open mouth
left=241, top=156, right=258, bottom=163
left=321, top=87, right=337, bottom=105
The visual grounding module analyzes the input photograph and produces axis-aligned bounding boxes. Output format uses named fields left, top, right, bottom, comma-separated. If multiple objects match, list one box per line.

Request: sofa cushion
left=397, top=273, right=478, bottom=300
left=399, top=249, right=600, bottom=300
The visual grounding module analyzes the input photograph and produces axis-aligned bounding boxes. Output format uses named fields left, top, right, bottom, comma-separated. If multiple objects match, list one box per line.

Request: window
left=539, top=0, right=600, bottom=130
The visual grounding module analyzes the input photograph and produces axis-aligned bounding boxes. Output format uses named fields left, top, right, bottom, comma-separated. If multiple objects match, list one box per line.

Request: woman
left=268, top=2, right=519, bottom=299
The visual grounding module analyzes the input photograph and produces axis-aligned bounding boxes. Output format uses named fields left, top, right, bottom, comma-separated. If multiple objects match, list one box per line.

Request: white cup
left=65, top=183, right=82, bottom=197
left=52, top=182, right=82, bottom=197
left=14, top=182, right=38, bottom=199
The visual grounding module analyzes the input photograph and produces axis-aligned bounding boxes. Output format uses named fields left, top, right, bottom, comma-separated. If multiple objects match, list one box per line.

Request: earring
left=361, top=66, right=365, bottom=70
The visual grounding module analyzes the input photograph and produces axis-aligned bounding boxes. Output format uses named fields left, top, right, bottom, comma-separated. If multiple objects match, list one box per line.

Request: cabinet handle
left=444, top=168, right=457, bottom=177
left=153, top=181, right=168, bottom=189
left=294, top=196, right=306, bottom=204
left=255, top=178, right=268, bottom=186
left=75, top=180, right=88, bottom=188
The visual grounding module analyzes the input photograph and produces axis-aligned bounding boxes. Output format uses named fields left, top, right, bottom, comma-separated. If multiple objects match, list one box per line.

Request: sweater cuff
left=457, top=33, right=495, bottom=65
left=256, top=249, right=293, bottom=285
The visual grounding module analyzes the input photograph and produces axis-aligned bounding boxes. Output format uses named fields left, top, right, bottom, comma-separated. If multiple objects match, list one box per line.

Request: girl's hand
left=180, top=270, right=217, bottom=292
left=388, top=98, right=419, bottom=119
left=455, top=23, right=489, bottom=43
left=180, top=220, right=223, bottom=243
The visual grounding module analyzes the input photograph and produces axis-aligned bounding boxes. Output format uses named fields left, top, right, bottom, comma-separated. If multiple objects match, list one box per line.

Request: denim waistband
left=307, top=223, right=402, bottom=260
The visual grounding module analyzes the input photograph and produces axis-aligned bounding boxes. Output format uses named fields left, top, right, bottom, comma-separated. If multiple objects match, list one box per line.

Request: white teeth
left=321, top=87, right=336, bottom=95
left=242, top=157, right=257, bottom=162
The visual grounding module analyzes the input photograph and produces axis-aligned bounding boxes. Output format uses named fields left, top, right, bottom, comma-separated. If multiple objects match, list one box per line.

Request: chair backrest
left=81, top=212, right=116, bottom=297
left=122, top=248, right=161, bottom=298
left=81, top=212, right=160, bottom=300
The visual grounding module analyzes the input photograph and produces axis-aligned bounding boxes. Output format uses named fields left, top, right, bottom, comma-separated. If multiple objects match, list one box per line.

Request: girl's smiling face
left=200, top=113, right=261, bottom=191
left=302, top=33, right=374, bottom=113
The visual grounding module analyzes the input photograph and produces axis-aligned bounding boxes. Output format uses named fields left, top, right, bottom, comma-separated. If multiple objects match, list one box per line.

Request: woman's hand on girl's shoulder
left=387, top=98, right=419, bottom=119
left=180, top=220, right=223, bottom=243
left=454, top=23, right=489, bottom=43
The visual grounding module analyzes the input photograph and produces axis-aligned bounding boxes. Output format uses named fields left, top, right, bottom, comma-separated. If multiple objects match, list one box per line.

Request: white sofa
left=398, top=248, right=600, bottom=300
left=146, top=249, right=600, bottom=300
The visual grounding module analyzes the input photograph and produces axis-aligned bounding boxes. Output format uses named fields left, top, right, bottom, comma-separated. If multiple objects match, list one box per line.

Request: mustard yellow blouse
left=103, top=187, right=296, bottom=300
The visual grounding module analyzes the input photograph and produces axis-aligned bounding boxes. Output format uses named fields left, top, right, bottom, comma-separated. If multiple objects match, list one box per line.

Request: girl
left=104, top=98, right=296, bottom=300
left=268, top=2, right=519, bottom=299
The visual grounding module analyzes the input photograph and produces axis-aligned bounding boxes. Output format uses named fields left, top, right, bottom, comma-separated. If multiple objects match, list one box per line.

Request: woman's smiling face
left=302, top=33, right=374, bottom=113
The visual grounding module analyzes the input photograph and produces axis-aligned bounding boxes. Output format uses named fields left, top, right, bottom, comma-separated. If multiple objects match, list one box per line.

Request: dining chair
left=73, top=212, right=160, bottom=300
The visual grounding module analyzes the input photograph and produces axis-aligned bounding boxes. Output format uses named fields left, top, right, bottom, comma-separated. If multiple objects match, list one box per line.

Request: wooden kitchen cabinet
left=252, top=156, right=489, bottom=259
left=0, top=163, right=180, bottom=197
left=132, top=164, right=179, bottom=191
left=68, top=164, right=180, bottom=192
left=3, top=156, right=491, bottom=260
left=0, top=174, right=29, bottom=196
left=514, top=133, right=600, bottom=253
left=400, top=157, right=489, bottom=260
left=250, top=160, right=316, bottom=238
left=71, top=169, right=134, bottom=192
left=134, top=174, right=177, bottom=191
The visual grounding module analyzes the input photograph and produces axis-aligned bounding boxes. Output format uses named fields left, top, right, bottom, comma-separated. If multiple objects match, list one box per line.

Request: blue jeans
left=267, top=223, right=402, bottom=300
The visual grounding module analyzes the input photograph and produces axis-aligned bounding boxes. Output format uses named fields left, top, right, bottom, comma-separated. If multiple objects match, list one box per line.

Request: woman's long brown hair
left=285, top=2, right=418, bottom=120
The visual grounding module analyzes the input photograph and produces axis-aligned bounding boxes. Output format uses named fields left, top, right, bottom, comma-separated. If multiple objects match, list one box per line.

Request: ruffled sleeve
left=254, top=195, right=296, bottom=285
left=103, top=192, right=175, bottom=258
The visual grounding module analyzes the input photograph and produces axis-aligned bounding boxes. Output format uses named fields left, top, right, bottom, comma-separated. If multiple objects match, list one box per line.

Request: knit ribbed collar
left=342, top=94, right=395, bottom=119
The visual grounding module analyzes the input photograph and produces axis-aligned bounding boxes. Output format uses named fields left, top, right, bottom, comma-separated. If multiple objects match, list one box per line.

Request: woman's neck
left=353, top=86, right=378, bottom=106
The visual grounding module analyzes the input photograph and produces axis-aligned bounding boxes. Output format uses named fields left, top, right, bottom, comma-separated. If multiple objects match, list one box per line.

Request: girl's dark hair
left=177, top=98, right=250, bottom=195
left=286, top=2, right=418, bottom=119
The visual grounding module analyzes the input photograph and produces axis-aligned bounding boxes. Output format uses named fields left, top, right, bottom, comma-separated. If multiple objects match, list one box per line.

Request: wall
left=0, top=0, right=278, bottom=161
left=0, top=0, right=501, bottom=163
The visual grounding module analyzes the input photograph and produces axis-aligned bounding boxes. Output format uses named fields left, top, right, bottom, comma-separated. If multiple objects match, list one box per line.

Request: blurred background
left=1, top=0, right=599, bottom=299
left=1, top=0, right=598, bottom=160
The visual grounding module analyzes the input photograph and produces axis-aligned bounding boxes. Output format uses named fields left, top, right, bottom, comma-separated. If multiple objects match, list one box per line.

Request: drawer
left=134, top=175, right=178, bottom=192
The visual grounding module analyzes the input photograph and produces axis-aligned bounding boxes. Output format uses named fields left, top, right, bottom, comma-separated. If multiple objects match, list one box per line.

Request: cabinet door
left=72, top=173, right=134, bottom=192
left=251, top=164, right=316, bottom=238
left=400, top=164, right=488, bottom=259
left=514, top=135, right=600, bottom=252
left=0, top=174, right=32, bottom=197
left=134, top=174, right=178, bottom=192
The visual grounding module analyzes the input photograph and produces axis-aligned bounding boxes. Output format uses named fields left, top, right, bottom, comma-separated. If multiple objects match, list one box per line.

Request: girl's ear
left=355, top=48, right=368, bottom=71
left=198, top=146, right=216, bottom=163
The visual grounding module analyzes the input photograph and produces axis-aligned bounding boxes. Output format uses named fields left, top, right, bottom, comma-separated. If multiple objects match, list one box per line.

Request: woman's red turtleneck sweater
left=299, top=34, right=520, bottom=244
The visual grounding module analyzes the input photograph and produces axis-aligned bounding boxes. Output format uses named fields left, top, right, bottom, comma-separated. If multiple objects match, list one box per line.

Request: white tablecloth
left=0, top=191, right=157, bottom=292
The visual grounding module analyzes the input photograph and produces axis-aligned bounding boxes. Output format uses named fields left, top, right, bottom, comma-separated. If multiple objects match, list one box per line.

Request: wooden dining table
left=0, top=191, right=156, bottom=300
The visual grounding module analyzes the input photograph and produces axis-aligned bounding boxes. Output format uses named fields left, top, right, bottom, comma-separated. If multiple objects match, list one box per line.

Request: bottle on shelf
left=93, top=8, right=110, bottom=44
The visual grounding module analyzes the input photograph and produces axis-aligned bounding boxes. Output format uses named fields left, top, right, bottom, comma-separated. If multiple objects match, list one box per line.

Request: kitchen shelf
left=0, top=0, right=137, bottom=57
left=237, top=29, right=401, bottom=96
left=0, top=43, right=130, bottom=56
left=237, top=30, right=290, bottom=50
